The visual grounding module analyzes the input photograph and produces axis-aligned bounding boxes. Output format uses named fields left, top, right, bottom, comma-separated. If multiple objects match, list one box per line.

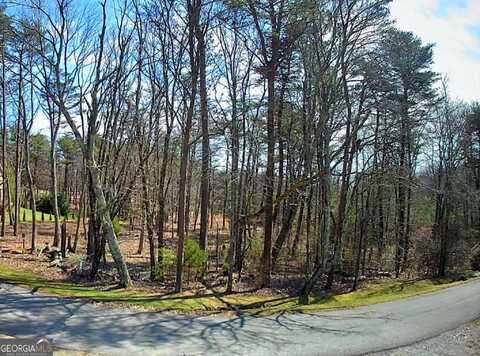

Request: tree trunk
left=1, top=49, right=6, bottom=238
left=175, top=0, right=200, bottom=291
left=185, top=144, right=195, bottom=235
left=90, top=165, right=132, bottom=288
left=261, top=71, right=275, bottom=288
left=50, top=115, right=61, bottom=247
left=396, top=90, right=410, bottom=278
left=137, top=210, right=145, bottom=254
left=14, top=94, right=22, bottom=237
left=272, top=199, right=298, bottom=270
left=72, top=180, right=84, bottom=253
left=23, top=112, right=37, bottom=252
left=157, top=126, right=172, bottom=277
left=198, top=28, right=210, bottom=254
left=61, top=221, right=67, bottom=258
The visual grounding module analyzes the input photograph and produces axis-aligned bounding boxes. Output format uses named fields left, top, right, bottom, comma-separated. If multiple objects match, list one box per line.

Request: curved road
left=0, top=280, right=479, bottom=355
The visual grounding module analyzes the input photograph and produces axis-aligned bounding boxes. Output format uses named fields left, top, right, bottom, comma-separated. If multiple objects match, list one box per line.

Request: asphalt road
left=0, top=280, right=479, bottom=356
left=376, top=319, right=480, bottom=356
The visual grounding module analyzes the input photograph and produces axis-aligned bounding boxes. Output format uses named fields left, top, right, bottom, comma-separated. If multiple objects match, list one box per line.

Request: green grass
left=252, top=272, right=480, bottom=315
left=4, top=208, right=58, bottom=224
left=0, top=264, right=230, bottom=312
left=0, top=263, right=478, bottom=315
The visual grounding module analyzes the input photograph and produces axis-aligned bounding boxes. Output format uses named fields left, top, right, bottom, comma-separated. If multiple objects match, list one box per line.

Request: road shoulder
left=374, top=319, right=480, bottom=356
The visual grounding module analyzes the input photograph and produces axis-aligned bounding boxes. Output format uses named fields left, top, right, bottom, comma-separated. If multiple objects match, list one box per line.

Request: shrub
left=155, top=247, right=176, bottom=281
left=222, top=255, right=230, bottom=276
left=57, top=193, right=69, bottom=217
left=112, top=216, right=122, bottom=236
left=244, top=233, right=263, bottom=268
left=36, top=193, right=69, bottom=217
left=36, top=195, right=51, bottom=214
left=184, top=238, right=206, bottom=272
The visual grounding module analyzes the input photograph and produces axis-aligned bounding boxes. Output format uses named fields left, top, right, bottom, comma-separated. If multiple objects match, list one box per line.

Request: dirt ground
left=0, top=218, right=215, bottom=285
left=0, top=218, right=315, bottom=295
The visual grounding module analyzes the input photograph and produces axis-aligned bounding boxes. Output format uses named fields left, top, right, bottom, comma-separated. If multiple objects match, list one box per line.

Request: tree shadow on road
left=0, top=283, right=381, bottom=355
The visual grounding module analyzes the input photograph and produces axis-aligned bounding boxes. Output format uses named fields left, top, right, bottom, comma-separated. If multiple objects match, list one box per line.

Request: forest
left=0, top=0, right=479, bottom=307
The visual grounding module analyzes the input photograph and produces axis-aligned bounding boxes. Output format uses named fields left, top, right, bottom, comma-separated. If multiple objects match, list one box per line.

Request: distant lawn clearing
left=3, top=208, right=56, bottom=225
left=0, top=264, right=478, bottom=315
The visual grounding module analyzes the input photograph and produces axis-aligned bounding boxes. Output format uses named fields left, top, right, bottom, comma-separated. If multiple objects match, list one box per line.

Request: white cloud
left=390, top=0, right=480, bottom=102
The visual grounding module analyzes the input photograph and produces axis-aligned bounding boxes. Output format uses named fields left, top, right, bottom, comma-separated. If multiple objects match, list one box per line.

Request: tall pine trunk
left=198, top=28, right=210, bottom=254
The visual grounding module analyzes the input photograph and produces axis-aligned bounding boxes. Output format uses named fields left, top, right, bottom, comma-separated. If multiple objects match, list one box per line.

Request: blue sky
left=391, top=0, right=480, bottom=101
left=434, top=0, right=469, bottom=17
left=19, top=0, right=480, bottom=136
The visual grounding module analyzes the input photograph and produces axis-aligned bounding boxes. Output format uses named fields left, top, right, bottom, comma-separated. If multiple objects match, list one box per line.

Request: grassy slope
left=4, top=208, right=55, bottom=225
left=0, top=264, right=478, bottom=315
